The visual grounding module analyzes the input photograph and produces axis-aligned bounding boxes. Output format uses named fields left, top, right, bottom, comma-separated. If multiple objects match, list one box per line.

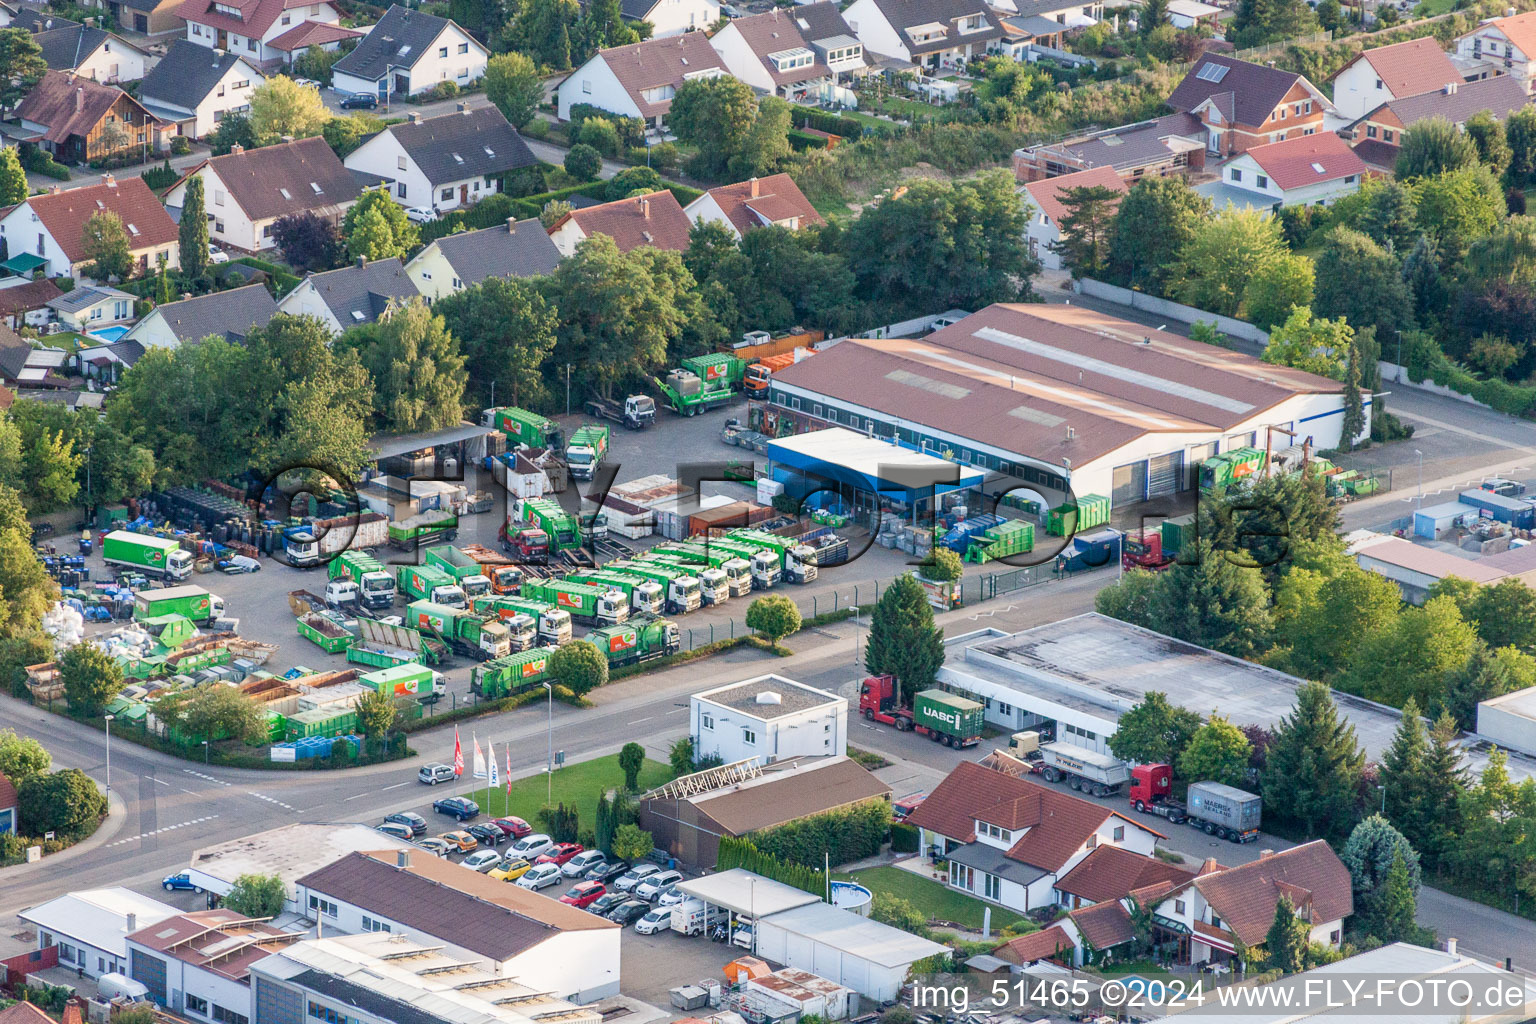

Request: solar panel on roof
left=1195, top=62, right=1228, bottom=82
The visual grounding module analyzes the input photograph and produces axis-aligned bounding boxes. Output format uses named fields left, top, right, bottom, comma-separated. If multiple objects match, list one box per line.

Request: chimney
left=641, top=197, right=650, bottom=218
left=1267, top=60, right=1276, bottom=67
left=1446, top=937, right=1458, bottom=957
left=749, top=176, right=759, bottom=197
left=102, top=173, right=115, bottom=187
left=230, top=143, right=244, bottom=156
left=180, top=292, right=191, bottom=301
left=408, top=112, right=420, bottom=124
left=75, top=87, right=84, bottom=112
left=125, top=913, right=137, bottom=934
left=1444, top=81, right=1458, bottom=94
left=397, top=849, right=411, bottom=869
left=49, top=185, right=62, bottom=194
left=506, top=217, right=517, bottom=233
left=458, top=102, right=469, bottom=114
left=280, top=134, right=294, bottom=143
left=1259, top=848, right=1275, bottom=859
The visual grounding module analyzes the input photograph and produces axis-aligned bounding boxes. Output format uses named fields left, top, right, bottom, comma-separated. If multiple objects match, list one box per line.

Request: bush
left=576, top=116, right=622, bottom=157
left=564, top=143, right=602, bottom=181
left=18, top=768, right=106, bottom=839
left=797, top=108, right=867, bottom=139
left=568, top=104, right=645, bottom=148
left=648, top=142, right=679, bottom=170
left=141, top=159, right=178, bottom=190
left=521, top=118, right=550, bottom=139
left=19, top=144, right=70, bottom=179
left=748, top=800, right=891, bottom=867
left=605, top=166, right=664, bottom=201
left=788, top=129, right=831, bottom=151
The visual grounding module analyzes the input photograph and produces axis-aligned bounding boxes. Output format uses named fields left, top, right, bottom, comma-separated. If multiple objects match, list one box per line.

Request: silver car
left=613, top=863, right=661, bottom=892
left=635, top=869, right=683, bottom=901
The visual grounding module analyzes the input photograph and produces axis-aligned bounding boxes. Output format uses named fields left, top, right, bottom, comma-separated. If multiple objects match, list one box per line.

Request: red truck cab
left=505, top=527, right=550, bottom=564
left=1129, top=763, right=1174, bottom=811
left=1123, top=528, right=1172, bottom=571
left=859, top=674, right=910, bottom=728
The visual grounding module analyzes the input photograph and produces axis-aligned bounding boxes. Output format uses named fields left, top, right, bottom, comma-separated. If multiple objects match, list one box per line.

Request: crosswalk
left=107, top=815, right=220, bottom=848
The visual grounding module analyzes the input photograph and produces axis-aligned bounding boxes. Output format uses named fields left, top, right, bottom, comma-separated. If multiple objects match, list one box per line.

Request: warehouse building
left=759, top=304, right=1361, bottom=511
left=764, top=427, right=984, bottom=523
left=1477, top=686, right=1536, bottom=758
left=19, top=888, right=178, bottom=980
left=184, top=824, right=415, bottom=914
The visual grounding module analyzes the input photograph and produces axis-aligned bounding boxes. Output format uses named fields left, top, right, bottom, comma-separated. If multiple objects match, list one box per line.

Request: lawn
left=837, top=865, right=1030, bottom=932
left=460, top=753, right=673, bottom=830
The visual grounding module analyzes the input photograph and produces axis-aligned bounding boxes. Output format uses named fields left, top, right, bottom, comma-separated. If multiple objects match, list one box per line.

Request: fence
left=1075, top=278, right=1271, bottom=345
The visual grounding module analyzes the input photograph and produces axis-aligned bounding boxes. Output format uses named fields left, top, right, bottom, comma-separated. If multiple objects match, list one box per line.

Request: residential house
left=1207, top=131, right=1367, bottom=210
left=404, top=217, right=560, bottom=300
left=264, top=20, right=360, bottom=66
left=126, top=909, right=305, bottom=1021
left=0, top=1003, right=52, bottom=1024
left=293, top=849, right=621, bottom=1001
left=331, top=6, right=488, bottom=100
left=138, top=39, right=264, bottom=139
left=556, top=33, right=728, bottom=132
left=343, top=105, right=535, bottom=215
left=993, top=923, right=1076, bottom=966
left=0, top=771, right=15, bottom=834
left=0, top=176, right=179, bottom=278
left=547, top=190, right=693, bottom=255
left=989, top=0, right=1100, bottom=27
left=1022, top=165, right=1127, bottom=271
left=1455, top=9, right=1536, bottom=92
left=0, top=278, right=65, bottom=329
left=162, top=136, right=364, bottom=252
left=841, top=0, right=1003, bottom=71
left=3, top=2, right=77, bottom=31
left=996, top=15, right=1065, bottom=59
left=1052, top=843, right=1195, bottom=910
left=276, top=257, right=420, bottom=334
left=176, top=0, right=346, bottom=68
left=121, top=283, right=278, bottom=347
left=618, top=0, right=718, bottom=37
left=709, top=9, right=831, bottom=101
left=46, top=284, right=136, bottom=331
left=19, top=889, right=178, bottom=980
left=1329, top=37, right=1463, bottom=121
left=75, top=336, right=144, bottom=380
left=903, top=760, right=1165, bottom=914
left=1167, top=54, right=1330, bottom=157
left=1013, top=112, right=1207, bottom=181
left=98, top=0, right=186, bottom=35
left=784, top=2, right=869, bottom=82
left=0, top=327, right=63, bottom=388
left=34, top=24, right=149, bottom=83
left=13, top=71, right=164, bottom=165
left=684, top=174, right=822, bottom=237
left=1166, top=0, right=1220, bottom=29
left=1346, top=74, right=1531, bottom=171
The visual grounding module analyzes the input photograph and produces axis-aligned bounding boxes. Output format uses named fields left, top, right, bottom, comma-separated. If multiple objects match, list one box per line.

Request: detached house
left=785, top=2, right=869, bottom=83
left=684, top=174, right=822, bottom=237
left=35, top=24, right=149, bottom=83
left=1013, top=112, right=1207, bottom=182
left=547, top=191, right=693, bottom=255
left=343, top=105, right=535, bottom=216
left=903, top=761, right=1165, bottom=914
left=1167, top=54, right=1330, bottom=158
left=276, top=257, right=420, bottom=334
left=405, top=217, right=560, bottom=300
left=557, top=32, right=728, bottom=132
left=138, top=39, right=264, bottom=139
left=1212, top=131, right=1367, bottom=210
left=1456, top=10, right=1536, bottom=92
left=122, top=283, right=278, bottom=347
left=176, top=0, right=346, bottom=67
left=1347, top=74, right=1531, bottom=170
left=0, top=176, right=179, bottom=278
left=14, top=71, right=163, bottom=165
left=1329, top=37, right=1463, bottom=121
left=709, top=9, right=831, bottom=102
left=163, top=136, right=363, bottom=252
left=840, top=0, right=1002, bottom=72
left=331, top=6, right=488, bottom=100
left=1021, top=164, right=1127, bottom=271
left=616, top=0, right=718, bottom=37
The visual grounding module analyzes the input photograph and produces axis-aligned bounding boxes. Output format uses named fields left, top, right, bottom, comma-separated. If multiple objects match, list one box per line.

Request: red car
left=535, top=842, right=584, bottom=867
left=559, top=880, right=606, bottom=908
left=492, top=816, right=533, bottom=839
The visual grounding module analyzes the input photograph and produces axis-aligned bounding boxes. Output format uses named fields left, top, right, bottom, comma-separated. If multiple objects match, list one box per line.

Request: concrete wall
left=1074, top=278, right=1270, bottom=344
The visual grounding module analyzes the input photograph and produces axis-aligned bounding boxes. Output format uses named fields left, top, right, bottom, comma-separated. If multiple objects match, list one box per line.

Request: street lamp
left=104, top=713, right=114, bottom=798
left=1377, top=783, right=1386, bottom=815
left=541, top=682, right=553, bottom=804
left=1414, top=449, right=1424, bottom=508
left=202, top=740, right=209, bottom=766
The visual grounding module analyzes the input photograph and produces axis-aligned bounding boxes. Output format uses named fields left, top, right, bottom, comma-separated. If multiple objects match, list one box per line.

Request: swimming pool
left=88, top=326, right=129, bottom=342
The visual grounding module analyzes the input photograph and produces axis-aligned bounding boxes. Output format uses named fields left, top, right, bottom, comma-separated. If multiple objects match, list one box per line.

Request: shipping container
left=1186, top=781, right=1263, bottom=842
left=964, top=519, right=1034, bottom=563
left=1045, top=495, right=1111, bottom=537
left=1160, top=513, right=1196, bottom=557
left=912, top=689, right=984, bottom=744
left=387, top=509, right=459, bottom=550
left=1458, top=489, right=1536, bottom=530
left=297, top=611, right=355, bottom=653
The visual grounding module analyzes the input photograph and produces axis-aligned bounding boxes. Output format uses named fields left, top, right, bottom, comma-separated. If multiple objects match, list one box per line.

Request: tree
left=1263, top=895, right=1310, bottom=973
left=1345, top=595, right=1479, bottom=709
left=668, top=737, right=696, bottom=776
left=345, top=302, right=466, bottom=432
left=61, top=643, right=123, bottom=717
left=0, top=147, right=26, bottom=207
left=208, top=114, right=258, bottom=156
left=1108, top=692, right=1201, bottom=767
left=548, top=639, right=608, bottom=695
left=82, top=211, right=133, bottom=282
left=922, top=548, right=963, bottom=584
left=223, top=873, right=286, bottom=918
left=435, top=276, right=558, bottom=411
left=1438, top=642, right=1513, bottom=730
left=181, top=684, right=265, bottom=744
left=0, top=728, right=50, bottom=781
left=1380, top=706, right=1463, bottom=870
left=668, top=75, right=762, bottom=178
left=355, top=689, right=397, bottom=738
left=1412, top=164, right=1505, bottom=262
left=342, top=191, right=419, bottom=263
left=564, top=142, right=602, bottom=181
left=1341, top=814, right=1421, bottom=937
left=1314, top=0, right=1342, bottom=30
left=511, top=0, right=578, bottom=69
left=271, top=211, right=343, bottom=273
left=178, top=175, right=209, bottom=280
left=1312, top=227, right=1412, bottom=341
left=1149, top=540, right=1274, bottom=658
left=1395, top=117, right=1478, bottom=180
left=1368, top=849, right=1419, bottom=942
left=323, top=112, right=384, bottom=158
left=618, top=741, right=645, bottom=790
left=1273, top=558, right=1400, bottom=681
left=1261, top=306, right=1350, bottom=380
left=1355, top=180, right=1417, bottom=254
left=0, top=510, right=56, bottom=641
left=865, top=575, right=943, bottom=705
left=540, top=199, right=574, bottom=229
left=1229, top=0, right=1314, bottom=48
left=485, top=52, right=542, bottom=128
left=1262, top=681, right=1365, bottom=840
left=1172, top=207, right=1286, bottom=317
left=1467, top=577, right=1536, bottom=652
left=1140, top=0, right=1168, bottom=31
left=1508, top=106, right=1536, bottom=188
left=746, top=594, right=801, bottom=651
left=1095, top=568, right=1160, bottom=629
left=1109, top=176, right=1210, bottom=292
left=605, top=166, right=665, bottom=202
left=1464, top=110, right=1510, bottom=175
left=17, top=768, right=105, bottom=839
left=611, top=822, right=653, bottom=861
left=730, top=95, right=791, bottom=180
left=1049, top=184, right=1121, bottom=279
left=1239, top=251, right=1314, bottom=331
left=248, top=76, right=331, bottom=143
left=1177, top=714, right=1253, bottom=787
left=0, top=29, right=46, bottom=109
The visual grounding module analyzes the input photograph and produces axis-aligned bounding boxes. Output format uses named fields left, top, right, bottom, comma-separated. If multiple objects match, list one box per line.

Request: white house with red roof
left=175, top=0, right=348, bottom=68
left=1456, top=9, right=1536, bottom=92
left=1329, top=38, right=1463, bottom=121
left=556, top=33, right=727, bottom=132
left=1021, top=164, right=1127, bottom=272
left=683, top=174, right=822, bottom=238
left=0, top=176, right=179, bottom=278
left=1214, top=131, right=1367, bottom=210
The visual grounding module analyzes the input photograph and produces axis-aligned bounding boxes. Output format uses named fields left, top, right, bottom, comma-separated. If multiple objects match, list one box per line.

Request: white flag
left=472, top=734, right=487, bottom=779
left=487, top=742, right=499, bottom=788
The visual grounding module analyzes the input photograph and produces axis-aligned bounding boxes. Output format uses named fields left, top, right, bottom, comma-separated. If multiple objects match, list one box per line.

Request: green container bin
left=1161, top=513, right=1196, bottom=557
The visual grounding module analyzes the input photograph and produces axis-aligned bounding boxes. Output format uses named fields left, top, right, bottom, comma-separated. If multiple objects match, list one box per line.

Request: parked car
left=462, top=850, right=503, bottom=872
left=533, top=842, right=583, bottom=867
left=516, top=862, right=562, bottom=889
left=634, top=907, right=673, bottom=934
left=588, top=892, right=628, bottom=917
left=340, top=92, right=378, bottom=109
left=161, top=873, right=203, bottom=893
left=613, top=863, right=661, bottom=892
left=415, top=838, right=452, bottom=857
left=467, top=823, right=507, bottom=846
left=656, top=885, right=687, bottom=907
left=585, top=859, right=631, bottom=884
left=489, top=856, right=532, bottom=882
left=376, top=822, right=414, bottom=840
left=207, top=244, right=229, bottom=265
left=563, top=849, right=607, bottom=877
left=384, top=812, right=428, bottom=836
left=405, top=206, right=439, bottom=224
left=419, top=763, right=457, bottom=785
left=432, top=796, right=479, bottom=821
left=438, top=830, right=477, bottom=853
left=635, top=869, right=683, bottom=901
left=559, top=881, right=606, bottom=908
left=609, top=899, right=651, bottom=925
left=510, top=833, right=554, bottom=860
left=491, top=816, right=533, bottom=839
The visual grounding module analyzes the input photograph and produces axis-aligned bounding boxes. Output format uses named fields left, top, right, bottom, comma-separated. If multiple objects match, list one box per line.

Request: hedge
left=1405, top=333, right=1536, bottom=416
left=796, top=108, right=870, bottom=139
left=787, top=129, right=830, bottom=151
left=717, top=835, right=828, bottom=896
left=747, top=799, right=890, bottom=868
left=891, top=821, right=919, bottom=853
left=231, top=257, right=301, bottom=293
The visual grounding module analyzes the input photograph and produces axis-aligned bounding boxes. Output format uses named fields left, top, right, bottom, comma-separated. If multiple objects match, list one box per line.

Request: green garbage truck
left=654, top=354, right=744, bottom=416
left=483, top=407, right=565, bottom=451
left=397, top=565, right=466, bottom=608
left=473, top=594, right=571, bottom=646
left=566, top=570, right=664, bottom=615
left=103, top=531, right=194, bottom=581
left=388, top=509, right=459, bottom=550
left=424, top=545, right=493, bottom=599
left=405, top=601, right=511, bottom=661
left=586, top=614, right=680, bottom=667
left=634, top=551, right=733, bottom=606
left=471, top=646, right=557, bottom=698
left=133, top=585, right=224, bottom=624
left=520, top=579, right=629, bottom=626
left=724, top=529, right=818, bottom=584
left=328, top=550, right=396, bottom=609
left=519, top=499, right=582, bottom=552
left=606, top=558, right=703, bottom=614
left=565, top=424, right=610, bottom=482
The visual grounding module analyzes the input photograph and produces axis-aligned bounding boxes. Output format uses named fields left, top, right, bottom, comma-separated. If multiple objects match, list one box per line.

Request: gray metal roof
left=866, top=0, right=1002, bottom=54
left=332, top=5, right=467, bottom=82
left=139, top=283, right=279, bottom=344
left=10, top=2, right=77, bottom=32
left=140, top=39, right=252, bottom=111
left=790, top=1, right=860, bottom=44
left=295, top=257, right=420, bottom=328
left=387, top=106, right=535, bottom=187
left=430, top=219, right=563, bottom=285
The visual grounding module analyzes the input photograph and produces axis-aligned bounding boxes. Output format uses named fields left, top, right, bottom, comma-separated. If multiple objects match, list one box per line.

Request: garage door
left=1186, top=442, right=1217, bottom=490
left=1148, top=452, right=1184, bottom=498
left=1112, top=462, right=1147, bottom=506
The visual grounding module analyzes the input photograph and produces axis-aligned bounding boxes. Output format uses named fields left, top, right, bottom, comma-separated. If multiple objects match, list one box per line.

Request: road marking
left=179, top=788, right=199, bottom=795
left=150, top=777, right=171, bottom=787
left=343, top=792, right=371, bottom=801
left=107, top=815, right=220, bottom=847
left=382, top=781, right=410, bottom=791
left=248, top=792, right=298, bottom=812
left=182, top=769, right=229, bottom=786
left=631, top=716, right=653, bottom=725
left=666, top=707, right=687, bottom=715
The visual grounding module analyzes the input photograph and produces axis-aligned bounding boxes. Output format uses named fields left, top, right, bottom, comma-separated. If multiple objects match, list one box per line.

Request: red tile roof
left=27, top=177, right=178, bottom=262
left=1023, top=165, right=1127, bottom=225
left=1240, top=131, right=1368, bottom=190
left=1463, top=9, right=1536, bottom=60
left=1067, top=900, right=1134, bottom=949
left=700, top=174, right=822, bottom=234
left=0, top=1003, right=53, bottom=1024
left=554, top=190, right=692, bottom=253
left=1191, top=841, right=1352, bottom=946
left=1054, top=845, right=1195, bottom=904
left=597, top=33, right=728, bottom=120
left=994, top=924, right=1074, bottom=965
left=0, top=279, right=65, bottom=317
left=16, top=70, right=155, bottom=146
left=1341, top=37, right=1459, bottom=98
left=174, top=0, right=314, bottom=40
left=266, top=19, right=361, bottom=50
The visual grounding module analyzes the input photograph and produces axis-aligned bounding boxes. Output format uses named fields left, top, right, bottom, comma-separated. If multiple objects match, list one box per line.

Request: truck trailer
left=583, top=395, right=655, bottom=430
left=405, top=601, right=512, bottom=661
left=484, top=406, right=565, bottom=450
left=857, top=676, right=983, bottom=747
left=1037, top=742, right=1132, bottom=797
left=133, top=585, right=224, bottom=624
left=103, top=532, right=193, bottom=581
left=1127, top=767, right=1263, bottom=842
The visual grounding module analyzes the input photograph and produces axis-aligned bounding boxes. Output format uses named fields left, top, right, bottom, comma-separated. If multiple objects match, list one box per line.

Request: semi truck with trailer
left=327, top=551, right=397, bottom=609
left=1127, top=766, right=1262, bottom=843
left=566, top=570, right=664, bottom=615
left=423, top=546, right=493, bottom=599
left=405, top=601, right=512, bottom=661
left=565, top=425, right=610, bottom=481
left=133, top=585, right=225, bottom=624
left=586, top=615, right=680, bottom=667
left=857, top=676, right=984, bottom=747
left=583, top=395, right=655, bottom=430
left=605, top=559, right=703, bottom=614
left=103, top=532, right=193, bottom=581
left=484, top=407, right=565, bottom=451
left=397, top=565, right=467, bottom=608
left=1037, top=742, right=1132, bottom=797
left=470, top=646, right=556, bottom=698
left=520, top=579, right=629, bottom=626
left=472, top=594, right=572, bottom=646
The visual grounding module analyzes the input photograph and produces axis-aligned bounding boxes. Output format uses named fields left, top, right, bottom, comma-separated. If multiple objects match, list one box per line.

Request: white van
left=669, top=898, right=728, bottom=936
left=97, top=974, right=149, bottom=1003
